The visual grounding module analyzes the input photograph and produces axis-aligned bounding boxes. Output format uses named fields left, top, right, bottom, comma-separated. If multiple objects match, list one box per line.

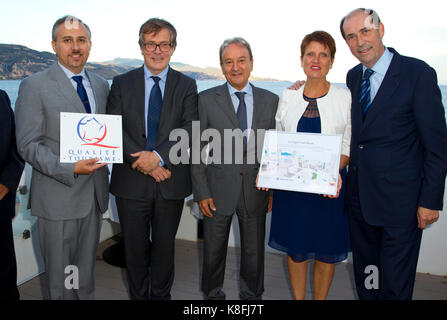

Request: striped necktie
left=360, top=69, right=374, bottom=116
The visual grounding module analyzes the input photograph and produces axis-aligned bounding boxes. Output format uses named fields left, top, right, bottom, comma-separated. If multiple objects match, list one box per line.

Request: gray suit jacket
left=191, top=83, right=278, bottom=216
left=15, top=63, right=110, bottom=220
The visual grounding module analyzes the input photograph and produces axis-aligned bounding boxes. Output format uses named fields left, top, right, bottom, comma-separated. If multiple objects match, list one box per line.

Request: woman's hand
left=322, top=173, right=342, bottom=199
left=256, top=173, right=269, bottom=191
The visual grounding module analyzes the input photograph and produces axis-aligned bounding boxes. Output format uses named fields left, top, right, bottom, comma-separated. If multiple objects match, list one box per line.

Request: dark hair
left=300, top=31, right=336, bottom=60
left=52, top=15, right=91, bottom=41
left=219, top=37, right=253, bottom=64
left=138, top=18, right=177, bottom=49
left=340, top=8, right=381, bottom=39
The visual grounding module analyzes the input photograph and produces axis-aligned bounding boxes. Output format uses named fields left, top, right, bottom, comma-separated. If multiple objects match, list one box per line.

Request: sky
left=2, top=0, right=447, bottom=84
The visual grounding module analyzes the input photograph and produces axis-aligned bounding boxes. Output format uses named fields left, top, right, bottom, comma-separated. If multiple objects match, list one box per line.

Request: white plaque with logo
left=60, top=112, right=123, bottom=163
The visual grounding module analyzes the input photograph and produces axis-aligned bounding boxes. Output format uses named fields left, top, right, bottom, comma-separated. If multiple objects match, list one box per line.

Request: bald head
left=340, top=8, right=381, bottom=40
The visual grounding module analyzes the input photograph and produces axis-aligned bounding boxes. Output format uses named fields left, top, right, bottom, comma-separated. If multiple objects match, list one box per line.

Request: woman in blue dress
left=267, top=31, right=351, bottom=299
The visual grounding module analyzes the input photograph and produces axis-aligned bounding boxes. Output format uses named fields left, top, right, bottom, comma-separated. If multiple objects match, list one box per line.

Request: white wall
left=176, top=182, right=447, bottom=276
left=416, top=180, right=447, bottom=275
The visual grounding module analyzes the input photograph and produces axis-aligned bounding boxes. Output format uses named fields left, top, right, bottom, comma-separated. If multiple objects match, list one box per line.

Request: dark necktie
left=72, top=75, right=92, bottom=113
left=359, top=68, right=374, bottom=116
left=235, top=91, right=247, bottom=149
left=146, top=76, right=162, bottom=151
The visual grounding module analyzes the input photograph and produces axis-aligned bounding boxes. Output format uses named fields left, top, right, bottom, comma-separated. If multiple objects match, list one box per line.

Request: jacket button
left=359, top=144, right=364, bottom=149
left=240, top=173, right=243, bottom=176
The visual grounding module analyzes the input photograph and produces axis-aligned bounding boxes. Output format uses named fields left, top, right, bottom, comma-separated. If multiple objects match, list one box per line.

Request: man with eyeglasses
left=107, top=18, right=198, bottom=300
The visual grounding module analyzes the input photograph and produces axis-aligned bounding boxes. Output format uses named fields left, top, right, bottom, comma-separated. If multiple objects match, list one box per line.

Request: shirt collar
left=144, top=64, right=169, bottom=82
left=363, top=47, right=393, bottom=77
left=226, top=82, right=252, bottom=96
left=58, top=61, right=87, bottom=79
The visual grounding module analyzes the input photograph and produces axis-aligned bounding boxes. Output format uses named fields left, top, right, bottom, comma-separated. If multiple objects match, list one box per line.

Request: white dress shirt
left=58, top=62, right=97, bottom=114
left=226, top=82, right=254, bottom=141
left=363, top=47, right=393, bottom=102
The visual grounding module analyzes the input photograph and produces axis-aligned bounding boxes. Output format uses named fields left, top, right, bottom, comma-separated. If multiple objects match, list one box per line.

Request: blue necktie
left=146, top=76, right=162, bottom=151
left=235, top=91, right=247, bottom=150
left=359, top=69, right=374, bottom=116
left=72, top=76, right=92, bottom=113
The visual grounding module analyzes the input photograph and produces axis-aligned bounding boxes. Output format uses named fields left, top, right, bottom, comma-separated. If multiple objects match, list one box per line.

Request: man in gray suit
left=191, top=37, right=278, bottom=300
left=15, top=15, right=109, bottom=300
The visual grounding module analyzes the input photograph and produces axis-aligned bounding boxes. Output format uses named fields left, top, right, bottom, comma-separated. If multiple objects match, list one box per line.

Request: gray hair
left=219, top=37, right=253, bottom=64
left=340, top=8, right=381, bottom=39
left=52, top=15, right=91, bottom=41
left=138, top=18, right=177, bottom=49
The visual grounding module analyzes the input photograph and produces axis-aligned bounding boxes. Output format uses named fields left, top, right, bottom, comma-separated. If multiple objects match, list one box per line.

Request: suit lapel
left=216, top=83, right=239, bottom=128
left=157, top=67, right=178, bottom=145
left=49, top=64, right=86, bottom=113
left=133, top=67, right=146, bottom=141
left=251, top=84, right=261, bottom=133
left=85, top=70, right=103, bottom=114
left=362, top=50, right=401, bottom=131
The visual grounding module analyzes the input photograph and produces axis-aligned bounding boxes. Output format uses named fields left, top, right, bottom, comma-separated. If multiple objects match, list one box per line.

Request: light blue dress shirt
left=58, top=62, right=97, bottom=114
left=227, top=82, right=254, bottom=141
left=362, top=47, right=394, bottom=102
left=144, top=64, right=169, bottom=165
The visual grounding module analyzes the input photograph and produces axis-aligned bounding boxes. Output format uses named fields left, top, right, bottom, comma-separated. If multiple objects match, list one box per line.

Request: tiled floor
left=18, top=238, right=447, bottom=300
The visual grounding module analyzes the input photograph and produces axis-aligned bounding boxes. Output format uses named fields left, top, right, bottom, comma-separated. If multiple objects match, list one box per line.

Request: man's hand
left=131, top=151, right=160, bottom=175
left=323, top=173, right=342, bottom=199
left=417, top=206, right=439, bottom=229
left=148, top=166, right=171, bottom=183
left=74, top=158, right=108, bottom=175
left=267, top=196, right=273, bottom=213
left=0, top=184, right=9, bottom=201
left=198, top=198, right=216, bottom=217
left=288, top=80, right=306, bottom=91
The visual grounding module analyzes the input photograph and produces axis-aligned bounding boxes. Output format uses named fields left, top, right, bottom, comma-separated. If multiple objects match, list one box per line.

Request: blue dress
left=268, top=95, right=350, bottom=263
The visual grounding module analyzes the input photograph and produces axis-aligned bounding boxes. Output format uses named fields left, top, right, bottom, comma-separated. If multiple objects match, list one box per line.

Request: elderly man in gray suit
left=15, top=15, right=109, bottom=300
left=191, top=37, right=278, bottom=300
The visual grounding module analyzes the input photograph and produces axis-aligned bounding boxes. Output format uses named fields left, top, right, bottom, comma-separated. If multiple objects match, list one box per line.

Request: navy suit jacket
left=345, top=48, right=447, bottom=227
left=0, top=90, right=24, bottom=221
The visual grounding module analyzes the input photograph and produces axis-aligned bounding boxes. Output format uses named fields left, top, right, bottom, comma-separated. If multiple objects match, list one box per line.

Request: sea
left=1, top=79, right=446, bottom=116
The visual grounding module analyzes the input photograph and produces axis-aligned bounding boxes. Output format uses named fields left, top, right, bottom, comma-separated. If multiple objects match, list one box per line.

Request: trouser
left=347, top=179, right=422, bottom=300
left=0, top=219, right=20, bottom=300
left=38, top=205, right=102, bottom=300
left=116, top=191, right=184, bottom=300
left=202, top=191, right=266, bottom=300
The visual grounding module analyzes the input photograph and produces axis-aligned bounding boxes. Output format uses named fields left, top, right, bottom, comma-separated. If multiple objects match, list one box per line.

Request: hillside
left=0, top=44, right=133, bottom=80
left=0, top=44, right=277, bottom=81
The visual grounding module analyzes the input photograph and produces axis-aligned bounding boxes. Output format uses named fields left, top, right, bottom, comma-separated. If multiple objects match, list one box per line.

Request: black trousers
left=347, top=178, right=422, bottom=300
left=115, top=190, right=184, bottom=300
left=202, top=192, right=266, bottom=300
left=0, top=219, right=20, bottom=300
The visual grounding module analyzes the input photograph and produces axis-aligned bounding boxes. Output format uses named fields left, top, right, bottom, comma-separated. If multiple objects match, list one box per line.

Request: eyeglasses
left=143, top=42, right=171, bottom=52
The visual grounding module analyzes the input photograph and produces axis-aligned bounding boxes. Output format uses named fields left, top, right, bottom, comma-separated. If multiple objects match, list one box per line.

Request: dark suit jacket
left=345, top=47, right=447, bottom=227
left=0, top=90, right=24, bottom=221
left=191, top=83, right=278, bottom=216
left=107, top=66, right=198, bottom=200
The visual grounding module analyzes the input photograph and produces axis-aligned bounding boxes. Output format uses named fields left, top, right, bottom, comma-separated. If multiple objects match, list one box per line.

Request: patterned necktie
left=146, top=76, right=162, bottom=151
left=235, top=91, right=247, bottom=149
left=72, top=75, right=92, bottom=113
left=359, top=69, right=374, bottom=116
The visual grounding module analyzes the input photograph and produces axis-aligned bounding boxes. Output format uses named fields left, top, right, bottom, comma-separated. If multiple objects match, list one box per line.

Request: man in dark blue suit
left=341, top=8, right=447, bottom=299
left=0, top=89, right=24, bottom=300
